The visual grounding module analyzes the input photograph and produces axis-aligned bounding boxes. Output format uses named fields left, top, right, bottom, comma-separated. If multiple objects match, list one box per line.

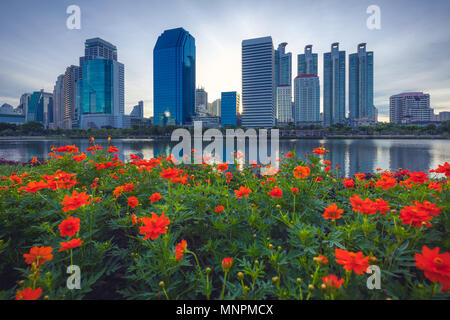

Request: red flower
left=428, top=181, right=442, bottom=192
left=322, top=274, right=344, bottom=290
left=342, top=178, right=355, bottom=189
left=215, top=205, right=225, bottom=213
left=139, top=212, right=171, bottom=240
left=174, top=240, right=187, bottom=262
left=72, top=153, right=87, bottom=162
left=293, top=165, right=310, bottom=179
left=58, top=216, right=80, bottom=237
left=127, top=196, right=139, bottom=208
left=150, top=193, right=162, bottom=204
left=375, top=174, right=397, bottom=190
left=18, top=180, right=48, bottom=193
left=286, top=152, right=293, bottom=158
left=407, top=171, right=429, bottom=184
left=415, top=246, right=450, bottom=292
left=60, top=238, right=83, bottom=252
left=15, top=287, right=42, bottom=300
left=222, top=257, right=233, bottom=272
left=61, top=190, right=91, bottom=212
left=349, top=194, right=377, bottom=215
left=131, top=214, right=138, bottom=225
left=430, top=162, right=450, bottom=177
left=23, top=246, right=53, bottom=266
left=399, top=200, right=441, bottom=228
left=268, top=186, right=283, bottom=198
left=217, top=163, right=229, bottom=172
left=291, top=187, right=299, bottom=195
left=374, top=198, right=390, bottom=216
left=323, top=203, right=343, bottom=220
left=234, top=186, right=252, bottom=199
left=313, top=146, right=328, bottom=155
left=335, top=248, right=370, bottom=275
left=107, top=146, right=119, bottom=153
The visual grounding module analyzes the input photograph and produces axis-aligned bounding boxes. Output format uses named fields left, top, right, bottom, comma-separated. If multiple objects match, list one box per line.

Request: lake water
left=0, top=138, right=449, bottom=177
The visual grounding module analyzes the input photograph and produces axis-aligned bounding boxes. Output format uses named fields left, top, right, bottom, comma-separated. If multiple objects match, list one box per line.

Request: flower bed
left=0, top=140, right=449, bottom=300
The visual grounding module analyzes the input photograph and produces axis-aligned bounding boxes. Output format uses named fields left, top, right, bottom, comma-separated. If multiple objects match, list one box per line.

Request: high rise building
left=195, top=87, right=208, bottom=114
left=52, top=74, right=65, bottom=128
left=26, top=90, right=53, bottom=127
left=349, top=43, right=374, bottom=122
left=323, top=43, right=346, bottom=126
left=389, top=92, right=433, bottom=124
left=153, top=27, right=196, bottom=126
left=77, top=38, right=125, bottom=129
left=298, top=45, right=318, bottom=76
left=18, top=93, right=31, bottom=117
left=63, top=65, right=80, bottom=129
left=208, top=98, right=221, bottom=117
left=294, top=75, right=320, bottom=125
left=276, top=86, right=293, bottom=124
left=241, top=36, right=275, bottom=127
left=274, top=43, right=292, bottom=125
left=439, top=111, right=450, bottom=122
left=221, top=91, right=240, bottom=126
left=130, top=101, right=144, bottom=118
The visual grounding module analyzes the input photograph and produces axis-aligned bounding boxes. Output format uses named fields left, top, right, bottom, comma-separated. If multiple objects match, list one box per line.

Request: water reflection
left=0, top=138, right=448, bottom=177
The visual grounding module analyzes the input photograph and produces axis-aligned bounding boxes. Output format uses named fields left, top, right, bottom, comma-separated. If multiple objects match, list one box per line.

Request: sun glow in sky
left=0, top=0, right=449, bottom=122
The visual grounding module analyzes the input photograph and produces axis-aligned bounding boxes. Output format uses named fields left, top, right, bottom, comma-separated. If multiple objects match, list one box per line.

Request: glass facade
left=80, top=59, right=113, bottom=114
left=153, top=28, right=196, bottom=126
left=349, top=43, right=374, bottom=120
left=323, top=43, right=346, bottom=126
left=298, top=45, right=318, bottom=76
left=221, top=91, right=239, bottom=126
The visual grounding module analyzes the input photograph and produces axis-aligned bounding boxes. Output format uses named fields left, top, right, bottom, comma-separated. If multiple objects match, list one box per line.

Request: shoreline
left=0, top=135, right=448, bottom=140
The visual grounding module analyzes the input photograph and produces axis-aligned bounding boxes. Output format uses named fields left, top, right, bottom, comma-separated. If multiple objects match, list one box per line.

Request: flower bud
left=254, top=260, right=259, bottom=265
left=276, top=204, right=281, bottom=210
left=206, top=267, right=211, bottom=275
left=321, top=284, right=327, bottom=291
left=308, top=284, right=314, bottom=291
left=222, top=257, right=233, bottom=272
left=272, top=276, right=279, bottom=284
left=296, top=278, right=302, bottom=284
left=159, top=281, right=165, bottom=288
left=237, top=272, right=244, bottom=280
left=269, top=244, right=273, bottom=250
left=44, top=295, right=50, bottom=300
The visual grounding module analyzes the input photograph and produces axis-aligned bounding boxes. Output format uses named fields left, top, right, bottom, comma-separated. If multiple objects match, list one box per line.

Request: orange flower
left=58, top=216, right=80, bottom=237
left=342, top=178, right=355, bottom=189
left=15, top=287, right=42, bottom=300
left=18, top=180, right=48, bottom=193
left=215, top=205, right=225, bottom=213
left=127, top=196, right=139, bottom=208
left=323, top=203, right=343, bottom=220
left=430, top=162, right=450, bottom=177
left=293, top=165, right=310, bottom=179
left=335, top=248, right=370, bottom=275
left=268, top=186, right=283, bottom=198
left=139, top=212, right=171, bottom=240
left=234, top=186, right=252, bottom=199
left=23, top=246, right=53, bottom=266
left=407, top=171, right=429, bottom=184
left=148, top=193, right=161, bottom=204
left=59, top=238, right=83, bottom=252
left=415, top=246, right=450, bottom=292
left=217, top=163, right=229, bottom=172
left=428, top=181, right=442, bottom=192
left=131, top=214, right=138, bottom=225
left=174, top=240, right=187, bottom=262
left=349, top=194, right=377, bottom=215
left=61, top=190, right=91, bottom=212
left=322, top=274, right=344, bottom=290
left=313, top=146, right=327, bottom=155
left=72, top=152, right=87, bottom=162
left=375, top=174, right=397, bottom=190
left=31, top=157, right=37, bottom=164
left=314, top=255, right=329, bottom=265
left=222, top=257, right=233, bottom=272
left=374, top=198, right=390, bottom=216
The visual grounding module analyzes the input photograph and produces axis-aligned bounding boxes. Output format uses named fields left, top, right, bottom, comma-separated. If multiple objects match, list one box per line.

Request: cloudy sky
left=0, top=0, right=449, bottom=121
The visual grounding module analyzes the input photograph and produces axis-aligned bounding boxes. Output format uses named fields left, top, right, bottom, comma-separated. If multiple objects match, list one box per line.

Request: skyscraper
left=130, top=101, right=144, bottom=118
left=52, top=74, right=65, bottom=129
left=389, top=92, right=433, bottom=124
left=274, top=43, right=292, bottom=125
left=26, top=90, right=53, bottom=128
left=221, top=91, right=240, bottom=126
left=349, top=43, right=374, bottom=122
left=78, top=38, right=125, bottom=129
left=153, top=27, right=196, bottom=126
left=63, top=65, right=80, bottom=129
left=323, top=43, right=346, bottom=126
left=242, top=36, right=275, bottom=128
left=294, top=75, right=320, bottom=125
left=298, top=45, right=318, bottom=76
left=195, top=87, right=208, bottom=114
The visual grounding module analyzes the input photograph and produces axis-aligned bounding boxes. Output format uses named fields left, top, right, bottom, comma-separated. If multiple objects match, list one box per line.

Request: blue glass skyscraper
left=153, top=28, right=196, bottom=126
left=349, top=43, right=374, bottom=121
left=221, top=91, right=240, bottom=126
left=323, top=43, right=346, bottom=126
left=298, top=45, right=318, bottom=76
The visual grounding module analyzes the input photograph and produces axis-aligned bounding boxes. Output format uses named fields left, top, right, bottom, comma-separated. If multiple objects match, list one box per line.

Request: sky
left=0, top=0, right=449, bottom=122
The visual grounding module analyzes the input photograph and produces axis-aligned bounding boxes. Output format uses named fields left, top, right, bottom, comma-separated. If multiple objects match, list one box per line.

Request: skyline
left=1, top=0, right=450, bottom=122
